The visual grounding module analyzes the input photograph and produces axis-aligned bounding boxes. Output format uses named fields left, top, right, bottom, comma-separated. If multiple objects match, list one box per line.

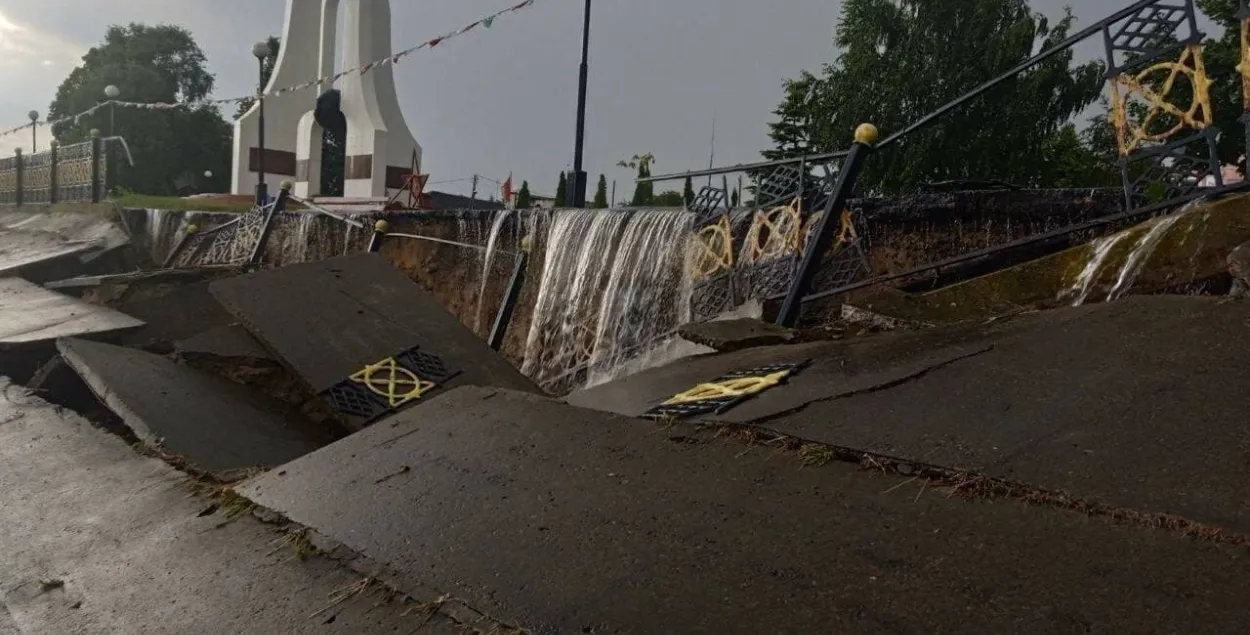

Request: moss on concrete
left=852, top=194, right=1250, bottom=324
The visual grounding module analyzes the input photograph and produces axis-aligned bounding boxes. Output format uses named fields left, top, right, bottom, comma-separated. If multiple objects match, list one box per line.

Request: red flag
left=502, top=173, right=513, bottom=205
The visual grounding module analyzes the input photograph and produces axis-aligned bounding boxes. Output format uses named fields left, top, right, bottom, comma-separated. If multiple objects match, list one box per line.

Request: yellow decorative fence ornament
left=745, top=197, right=804, bottom=264
left=1108, top=43, right=1213, bottom=156
left=349, top=356, right=436, bottom=408
left=662, top=369, right=793, bottom=406
left=1238, top=17, right=1250, bottom=109
left=688, top=215, right=734, bottom=279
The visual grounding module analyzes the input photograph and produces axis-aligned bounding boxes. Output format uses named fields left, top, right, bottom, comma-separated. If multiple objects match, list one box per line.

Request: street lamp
left=252, top=40, right=271, bottom=205
left=27, top=111, right=38, bottom=153
left=566, top=0, right=591, bottom=208
left=104, top=85, right=120, bottom=137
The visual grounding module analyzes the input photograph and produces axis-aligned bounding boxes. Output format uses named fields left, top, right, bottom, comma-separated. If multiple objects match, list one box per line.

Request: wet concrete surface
left=574, top=296, right=1250, bottom=533
left=0, top=278, right=143, bottom=344
left=0, top=380, right=464, bottom=635
left=209, top=253, right=541, bottom=395
left=241, top=386, right=1249, bottom=635
left=58, top=338, right=323, bottom=474
left=175, top=324, right=273, bottom=361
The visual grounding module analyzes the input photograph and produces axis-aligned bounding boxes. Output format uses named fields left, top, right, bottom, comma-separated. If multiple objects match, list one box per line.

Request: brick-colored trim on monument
left=248, top=148, right=297, bottom=176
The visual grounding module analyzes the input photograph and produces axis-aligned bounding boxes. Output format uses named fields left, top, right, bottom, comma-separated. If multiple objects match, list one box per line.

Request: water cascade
left=521, top=209, right=694, bottom=393
left=474, top=209, right=514, bottom=332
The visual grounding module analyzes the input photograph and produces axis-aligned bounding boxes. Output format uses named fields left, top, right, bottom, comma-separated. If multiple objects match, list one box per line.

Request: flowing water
left=474, top=209, right=513, bottom=332
left=1066, top=201, right=1201, bottom=306
left=521, top=209, right=694, bottom=391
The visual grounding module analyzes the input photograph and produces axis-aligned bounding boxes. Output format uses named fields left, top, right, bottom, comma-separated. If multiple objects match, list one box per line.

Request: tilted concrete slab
left=175, top=324, right=274, bottom=361
left=240, top=386, right=1247, bottom=635
left=583, top=296, right=1250, bottom=532
left=0, top=277, right=143, bottom=345
left=57, top=338, right=322, bottom=474
left=0, top=380, right=463, bottom=635
left=209, top=253, right=540, bottom=395
left=0, top=207, right=131, bottom=274
left=755, top=296, right=1250, bottom=532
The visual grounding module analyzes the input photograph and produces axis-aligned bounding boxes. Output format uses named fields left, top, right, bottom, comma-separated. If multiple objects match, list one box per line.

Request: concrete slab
left=0, top=380, right=464, bottom=635
left=57, top=338, right=322, bottom=474
left=209, top=253, right=539, bottom=395
left=677, top=317, right=795, bottom=351
left=736, top=296, right=1250, bottom=532
left=176, top=324, right=273, bottom=361
left=241, top=386, right=1248, bottom=635
left=0, top=278, right=143, bottom=345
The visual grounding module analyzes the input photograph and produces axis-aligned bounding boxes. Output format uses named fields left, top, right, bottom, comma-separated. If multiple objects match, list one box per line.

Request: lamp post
left=252, top=40, right=271, bottom=205
left=27, top=111, right=38, bottom=153
left=566, top=0, right=591, bottom=208
left=103, top=85, right=120, bottom=136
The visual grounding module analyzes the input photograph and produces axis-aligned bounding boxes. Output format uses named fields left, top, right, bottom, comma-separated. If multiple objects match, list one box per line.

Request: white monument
left=231, top=0, right=422, bottom=199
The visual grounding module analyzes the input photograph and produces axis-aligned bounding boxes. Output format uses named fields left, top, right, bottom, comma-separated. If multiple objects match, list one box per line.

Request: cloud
left=0, top=8, right=83, bottom=69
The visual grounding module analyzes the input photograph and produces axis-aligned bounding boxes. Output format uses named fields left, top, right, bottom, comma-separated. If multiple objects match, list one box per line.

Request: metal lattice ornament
left=319, top=345, right=460, bottom=424
left=691, top=272, right=736, bottom=321
left=754, top=164, right=804, bottom=209
left=690, top=187, right=729, bottom=227
left=642, top=360, right=809, bottom=420
left=1105, top=2, right=1199, bottom=75
left=743, top=254, right=800, bottom=300
left=1123, top=130, right=1216, bottom=204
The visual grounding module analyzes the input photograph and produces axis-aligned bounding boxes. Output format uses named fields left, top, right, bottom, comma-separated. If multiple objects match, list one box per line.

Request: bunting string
left=0, top=0, right=536, bottom=140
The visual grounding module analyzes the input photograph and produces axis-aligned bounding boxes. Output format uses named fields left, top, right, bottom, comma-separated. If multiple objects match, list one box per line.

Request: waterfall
left=1104, top=213, right=1184, bottom=302
left=1067, top=231, right=1131, bottom=306
left=521, top=209, right=693, bottom=391
left=474, top=209, right=513, bottom=332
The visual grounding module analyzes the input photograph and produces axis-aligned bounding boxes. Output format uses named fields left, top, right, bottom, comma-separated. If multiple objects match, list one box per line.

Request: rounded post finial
left=187, top=224, right=199, bottom=234
left=854, top=123, right=879, bottom=146
left=280, top=180, right=294, bottom=191
left=374, top=219, right=390, bottom=233
left=89, top=129, right=101, bottom=139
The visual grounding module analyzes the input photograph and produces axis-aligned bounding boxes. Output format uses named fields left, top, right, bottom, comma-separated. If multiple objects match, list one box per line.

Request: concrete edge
left=55, top=338, right=157, bottom=445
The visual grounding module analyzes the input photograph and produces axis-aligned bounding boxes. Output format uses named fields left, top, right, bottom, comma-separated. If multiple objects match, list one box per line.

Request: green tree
left=766, top=0, right=1108, bottom=192
left=554, top=171, right=568, bottom=207
left=682, top=176, right=695, bottom=207
left=1194, top=0, right=1244, bottom=168
left=592, top=174, right=608, bottom=208
left=516, top=180, right=533, bottom=208
left=320, top=127, right=345, bottom=196
left=653, top=190, right=685, bottom=206
left=619, top=153, right=655, bottom=206
left=234, top=36, right=280, bottom=119
left=49, top=23, right=230, bottom=196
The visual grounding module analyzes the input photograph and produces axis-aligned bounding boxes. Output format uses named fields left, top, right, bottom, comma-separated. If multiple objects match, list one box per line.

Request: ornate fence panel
left=0, top=137, right=109, bottom=206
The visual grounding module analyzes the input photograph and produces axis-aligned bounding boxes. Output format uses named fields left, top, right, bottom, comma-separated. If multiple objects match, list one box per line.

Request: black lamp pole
left=253, top=41, right=269, bottom=205
left=567, top=0, right=591, bottom=208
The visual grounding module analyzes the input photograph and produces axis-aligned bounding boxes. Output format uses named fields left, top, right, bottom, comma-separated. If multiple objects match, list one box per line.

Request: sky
left=0, top=0, right=1224, bottom=202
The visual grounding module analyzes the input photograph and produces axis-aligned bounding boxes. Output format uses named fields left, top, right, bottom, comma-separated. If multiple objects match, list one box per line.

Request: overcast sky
left=0, top=0, right=1223, bottom=201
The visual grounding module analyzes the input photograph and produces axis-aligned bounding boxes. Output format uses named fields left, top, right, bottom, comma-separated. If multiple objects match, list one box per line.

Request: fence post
left=368, top=219, right=389, bottom=253
left=89, top=129, right=102, bottom=203
left=248, top=180, right=290, bottom=265
left=775, top=123, right=878, bottom=328
left=13, top=148, right=22, bottom=207
left=489, top=234, right=532, bottom=351
left=49, top=140, right=59, bottom=204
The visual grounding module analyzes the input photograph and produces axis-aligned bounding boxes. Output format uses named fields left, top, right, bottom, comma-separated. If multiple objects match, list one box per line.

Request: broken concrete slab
left=739, top=296, right=1250, bottom=532
left=0, top=380, right=465, bottom=635
left=677, top=317, right=795, bottom=352
left=57, top=338, right=323, bottom=475
left=175, top=324, right=273, bottom=361
left=209, top=253, right=540, bottom=396
left=0, top=277, right=142, bottom=345
left=241, top=386, right=1248, bottom=635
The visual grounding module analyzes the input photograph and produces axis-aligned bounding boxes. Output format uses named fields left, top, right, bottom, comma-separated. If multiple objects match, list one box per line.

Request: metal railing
left=0, top=133, right=128, bottom=206
left=646, top=0, right=1250, bottom=327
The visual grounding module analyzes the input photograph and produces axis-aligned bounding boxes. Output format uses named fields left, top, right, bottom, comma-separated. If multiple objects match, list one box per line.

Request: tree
left=555, top=172, right=568, bottom=207
left=765, top=0, right=1109, bottom=193
left=516, top=180, right=533, bottom=208
left=682, top=176, right=695, bottom=207
left=234, top=36, right=280, bottom=119
left=593, top=174, right=609, bottom=208
left=619, top=153, right=656, bottom=207
left=321, top=127, right=345, bottom=196
left=653, top=190, right=685, bottom=206
left=49, top=23, right=230, bottom=196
